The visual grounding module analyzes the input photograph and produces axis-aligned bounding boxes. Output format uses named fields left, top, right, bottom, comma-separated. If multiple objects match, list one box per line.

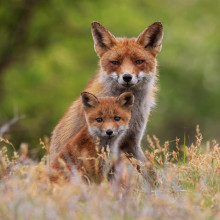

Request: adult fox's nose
left=106, top=129, right=113, bottom=136
left=123, top=74, right=132, bottom=83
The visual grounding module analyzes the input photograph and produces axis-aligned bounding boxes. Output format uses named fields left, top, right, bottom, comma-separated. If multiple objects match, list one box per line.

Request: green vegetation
left=0, top=0, right=219, bottom=156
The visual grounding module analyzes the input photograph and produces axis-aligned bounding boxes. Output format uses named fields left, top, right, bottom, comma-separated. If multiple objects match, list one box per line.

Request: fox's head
left=81, top=92, right=134, bottom=140
left=91, top=21, right=163, bottom=88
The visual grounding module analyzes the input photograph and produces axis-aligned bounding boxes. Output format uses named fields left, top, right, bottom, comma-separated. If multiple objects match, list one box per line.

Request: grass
left=0, top=125, right=220, bottom=220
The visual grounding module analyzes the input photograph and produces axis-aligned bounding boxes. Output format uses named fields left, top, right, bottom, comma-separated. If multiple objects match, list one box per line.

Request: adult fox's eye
left=135, top=60, right=144, bottom=65
left=114, top=116, right=120, bottom=121
left=96, top=118, right=103, bottom=123
left=111, top=61, right=120, bottom=65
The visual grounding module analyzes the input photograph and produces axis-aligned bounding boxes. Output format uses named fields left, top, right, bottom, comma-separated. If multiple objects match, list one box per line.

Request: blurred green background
left=0, top=0, right=219, bottom=157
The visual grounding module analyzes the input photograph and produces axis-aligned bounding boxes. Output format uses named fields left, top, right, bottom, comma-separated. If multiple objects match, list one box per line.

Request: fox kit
left=50, top=21, right=163, bottom=186
left=50, top=92, right=134, bottom=183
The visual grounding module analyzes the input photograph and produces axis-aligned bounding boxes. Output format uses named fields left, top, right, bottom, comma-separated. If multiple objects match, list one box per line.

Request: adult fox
left=50, top=21, right=163, bottom=185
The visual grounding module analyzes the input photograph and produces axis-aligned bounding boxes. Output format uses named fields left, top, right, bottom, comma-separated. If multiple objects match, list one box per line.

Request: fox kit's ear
left=117, top=92, right=134, bottom=109
left=81, top=92, right=99, bottom=110
left=137, top=21, right=163, bottom=56
left=91, top=21, right=116, bottom=57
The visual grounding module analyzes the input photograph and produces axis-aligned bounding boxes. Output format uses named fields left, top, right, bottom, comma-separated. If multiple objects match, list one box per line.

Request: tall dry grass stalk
left=0, top=125, right=219, bottom=220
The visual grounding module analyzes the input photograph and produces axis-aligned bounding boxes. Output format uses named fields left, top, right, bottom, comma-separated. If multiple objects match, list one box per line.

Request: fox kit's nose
left=106, top=129, right=113, bottom=136
left=123, top=74, right=132, bottom=83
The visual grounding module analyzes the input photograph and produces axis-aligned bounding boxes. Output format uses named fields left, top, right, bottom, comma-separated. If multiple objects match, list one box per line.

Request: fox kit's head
left=81, top=92, right=134, bottom=140
left=91, top=21, right=163, bottom=88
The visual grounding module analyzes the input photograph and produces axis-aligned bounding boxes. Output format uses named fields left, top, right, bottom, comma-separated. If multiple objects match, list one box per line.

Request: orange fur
left=50, top=93, right=133, bottom=183
left=50, top=21, right=163, bottom=186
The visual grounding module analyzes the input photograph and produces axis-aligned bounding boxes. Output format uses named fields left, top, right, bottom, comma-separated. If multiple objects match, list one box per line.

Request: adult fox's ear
left=81, top=92, right=99, bottom=110
left=91, top=21, right=116, bottom=57
left=137, top=22, right=163, bottom=56
left=117, top=92, right=134, bottom=109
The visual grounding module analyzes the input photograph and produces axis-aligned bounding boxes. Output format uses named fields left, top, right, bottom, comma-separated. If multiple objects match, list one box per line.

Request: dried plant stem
left=0, top=114, right=25, bottom=137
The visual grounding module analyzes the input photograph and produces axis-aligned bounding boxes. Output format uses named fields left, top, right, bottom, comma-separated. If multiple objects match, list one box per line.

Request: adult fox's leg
left=120, top=131, right=156, bottom=188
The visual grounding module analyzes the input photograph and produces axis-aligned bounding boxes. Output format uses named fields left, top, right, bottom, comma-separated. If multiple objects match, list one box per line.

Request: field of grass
left=0, top=126, right=219, bottom=220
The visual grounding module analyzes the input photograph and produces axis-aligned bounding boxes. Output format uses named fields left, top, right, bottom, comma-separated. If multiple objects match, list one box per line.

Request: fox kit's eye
left=111, top=61, right=120, bottom=65
left=96, top=118, right=103, bottom=123
left=135, top=60, right=144, bottom=65
left=114, top=116, right=121, bottom=121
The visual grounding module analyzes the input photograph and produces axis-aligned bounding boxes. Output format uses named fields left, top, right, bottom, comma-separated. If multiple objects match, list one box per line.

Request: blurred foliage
left=0, top=0, right=219, bottom=157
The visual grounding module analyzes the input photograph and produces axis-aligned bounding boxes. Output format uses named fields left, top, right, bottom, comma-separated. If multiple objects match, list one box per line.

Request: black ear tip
left=155, top=21, right=162, bottom=25
left=81, top=92, right=95, bottom=100
left=151, top=21, right=163, bottom=30
left=81, top=91, right=89, bottom=96
left=91, top=21, right=101, bottom=28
